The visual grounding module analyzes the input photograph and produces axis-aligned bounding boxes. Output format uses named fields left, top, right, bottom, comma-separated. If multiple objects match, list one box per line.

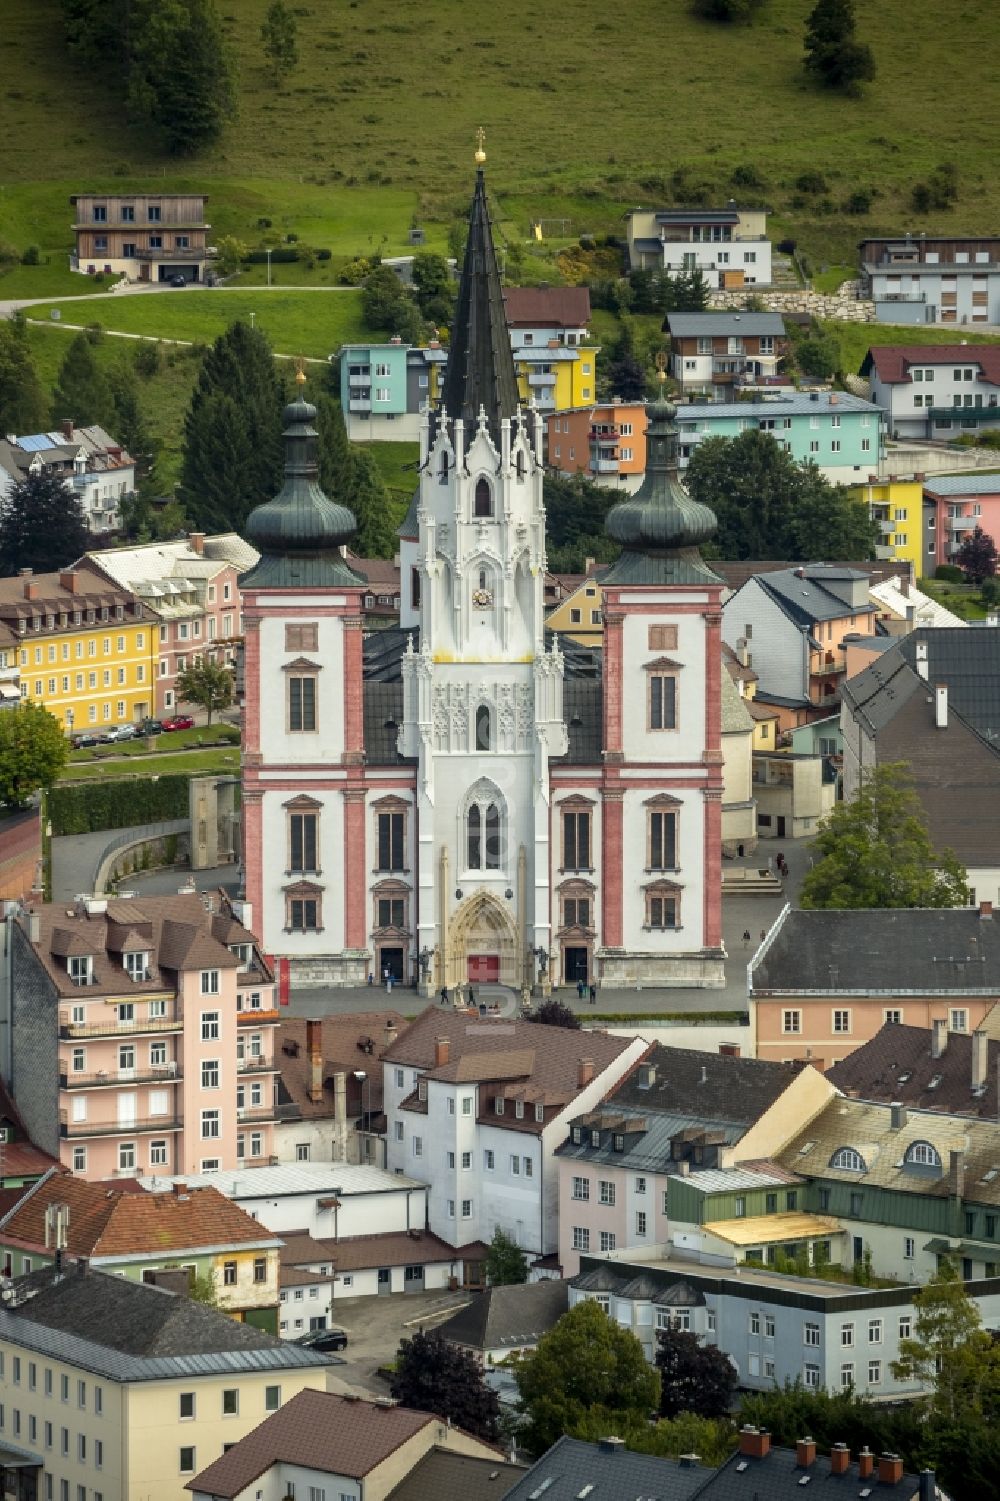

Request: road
left=316, top=1289, right=472, bottom=1397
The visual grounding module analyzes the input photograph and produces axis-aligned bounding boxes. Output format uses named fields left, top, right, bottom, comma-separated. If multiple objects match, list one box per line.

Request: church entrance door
left=564, top=947, right=589, bottom=985
left=468, top=954, right=500, bottom=983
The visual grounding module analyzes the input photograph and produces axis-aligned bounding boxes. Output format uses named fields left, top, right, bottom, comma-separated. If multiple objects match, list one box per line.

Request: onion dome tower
left=602, top=388, right=722, bottom=587
left=241, top=372, right=365, bottom=589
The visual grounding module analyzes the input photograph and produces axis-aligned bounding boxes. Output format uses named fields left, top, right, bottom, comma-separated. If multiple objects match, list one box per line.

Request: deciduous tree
left=515, top=1300, right=660, bottom=1456
left=260, top=0, right=298, bottom=80
left=800, top=762, right=969, bottom=910
left=127, top=0, right=236, bottom=154
left=956, top=525, right=998, bottom=587
left=411, top=253, right=455, bottom=327
left=892, top=1261, right=1000, bottom=1423
left=0, top=703, right=69, bottom=807
left=175, top=660, right=234, bottom=725
left=390, top=1329, right=500, bottom=1441
left=527, top=998, right=581, bottom=1030
left=0, top=473, right=89, bottom=576
left=804, top=0, right=875, bottom=92
left=693, top=0, right=764, bottom=19
left=655, top=1326, right=738, bottom=1419
left=485, top=1228, right=529, bottom=1286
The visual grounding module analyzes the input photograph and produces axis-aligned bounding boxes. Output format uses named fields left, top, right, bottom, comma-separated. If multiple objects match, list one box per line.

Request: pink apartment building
left=7, top=891, right=280, bottom=1181
left=80, top=532, right=258, bottom=716
left=921, top=474, right=1000, bottom=572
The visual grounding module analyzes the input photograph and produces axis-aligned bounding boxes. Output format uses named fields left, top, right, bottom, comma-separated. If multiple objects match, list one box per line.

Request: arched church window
left=474, top=478, right=493, bottom=518
left=476, top=704, right=492, bottom=751
left=485, top=804, right=501, bottom=869
left=467, top=804, right=481, bottom=869
left=515, top=450, right=526, bottom=481
left=439, top=452, right=450, bottom=483
left=479, top=569, right=487, bottom=591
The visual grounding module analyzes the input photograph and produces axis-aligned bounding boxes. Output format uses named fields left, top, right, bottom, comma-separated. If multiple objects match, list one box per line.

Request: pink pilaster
left=601, top=787, right=624, bottom=948
left=242, top=790, right=264, bottom=934
left=602, top=606, right=625, bottom=761
left=703, top=790, right=723, bottom=948
left=342, top=787, right=367, bottom=951
left=342, top=613, right=365, bottom=764
left=703, top=605, right=724, bottom=948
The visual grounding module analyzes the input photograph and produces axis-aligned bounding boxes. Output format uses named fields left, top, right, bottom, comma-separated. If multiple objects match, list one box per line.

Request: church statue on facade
left=240, top=145, right=726, bottom=993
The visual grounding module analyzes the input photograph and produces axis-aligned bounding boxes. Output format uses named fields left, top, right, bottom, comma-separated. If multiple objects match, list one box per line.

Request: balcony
left=878, top=519, right=895, bottom=535
left=874, top=544, right=897, bottom=560
left=590, top=459, right=620, bottom=475
left=348, top=371, right=371, bottom=386
left=237, top=1008, right=281, bottom=1025
left=948, top=514, right=977, bottom=531
left=874, top=291, right=927, bottom=304
left=589, top=427, right=620, bottom=444
left=929, top=405, right=998, bottom=422
left=349, top=397, right=371, bottom=411
left=133, top=248, right=206, bottom=262
left=59, top=1012, right=183, bottom=1040
left=236, top=1056, right=278, bottom=1074
left=527, top=371, right=556, bottom=387
left=60, top=1111, right=181, bottom=1138
left=810, top=655, right=847, bottom=677
left=60, top=1064, right=181, bottom=1089
left=236, top=1103, right=280, bottom=1124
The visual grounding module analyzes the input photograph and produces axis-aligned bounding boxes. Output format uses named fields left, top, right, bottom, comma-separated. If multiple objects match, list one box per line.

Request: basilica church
left=240, top=159, right=727, bottom=993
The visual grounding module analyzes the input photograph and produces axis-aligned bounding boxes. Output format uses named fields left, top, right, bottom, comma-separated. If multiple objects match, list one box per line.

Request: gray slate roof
left=751, top=567, right=876, bottom=629
left=923, top=472, right=1000, bottom=496
left=555, top=1104, right=747, bottom=1172
left=752, top=908, right=1000, bottom=995
left=689, top=1445, right=923, bottom=1500
left=501, top=1436, right=711, bottom=1501
left=666, top=313, right=786, bottom=338
left=387, top=1451, right=525, bottom=1501
left=436, top=1278, right=568, bottom=1352
left=896, top=628, right=1000, bottom=745
left=676, top=392, right=880, bottom=421
left=608, top=1042, right=801, bottom=1122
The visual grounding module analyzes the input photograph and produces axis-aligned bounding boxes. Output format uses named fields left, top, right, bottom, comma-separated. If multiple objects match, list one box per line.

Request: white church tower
left=398, top=148, right=566, bottom=993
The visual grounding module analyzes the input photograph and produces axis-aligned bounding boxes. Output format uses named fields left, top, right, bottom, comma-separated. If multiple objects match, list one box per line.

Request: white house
left=862, top=344, right=1000, bottom=441
left=626, top=206, right=772, bottom=285
left=0, top=421, right=135, bottom=533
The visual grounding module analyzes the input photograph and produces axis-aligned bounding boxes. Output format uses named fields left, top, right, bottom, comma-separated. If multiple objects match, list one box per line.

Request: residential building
left=339, top=339, right=446, bottom=441
left=503, top=1435, right=711, bottom=1501
left=840, top=629, right=1000, bottom=903
left=722, top=566, right=878, bottom=729
left=626, top=205, right=772, bottom=286
left=387, top=1450, right=525, bottom=1501
left=278, top=1226, right=471, bottom=1324
left=826, top=1018, right=1000, bottom=1121
left=70, top=192, right=211, bottom=283
left=545, top=401, right=647, bottom=489
left=751, top=750, right=837, bottom=842
left=867, top=569, right=966, bottom=629
left=242, top=163, right=728, bottom=994
left=0, top=1171, right=281, bottom=1330
left=676, top=392, right=885, bottom=483
left=543, top=568, right=607, bottom=648
left=777, top=1093, right=1000, bottom=1284
left=750, top=905, right=1000, bottom=1065
left=555, top=1044, right=834, bottom=1276
left=435, top=1278, right=569, bottom=1367
left=859, top=234, right=1000, bottom=324
left=383, top=1006, right=647, bottom=1262
left=848, top=477, right=924, bottom=572
left=720, top=664, right=756, bottom=855
left=655, top=1161, right=840, bottom=1271
left=0, top=420, right=135, bottom=534
left=351, top=554, right=404, bottom=628
left=0, top=623, right=21, bottom=709
left=80, top=532, right=253, bottom=715
left=504, top=287, right=597, bottom=413
left=272, top=1013, right=409, bottom=1166
left=666, top=312, right=788, bottom=395
left=0, top=1263, right=334, bottom=1501
left=569, top=1246, right=988, bottom=1401
left=862, top=345, right=1000, bottom=441
left=0, top=568, right=154, bottom=731
left=921, top=472, right=1000, bottom=571
left=187, top=1387, right=505, bottom=1501
left=4, top=891, right=279, bottom=1180
left=692, top=1429, right=934, bottom=1499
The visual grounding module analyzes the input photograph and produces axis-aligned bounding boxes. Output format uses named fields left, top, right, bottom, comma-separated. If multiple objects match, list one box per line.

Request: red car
left=161, top=714, right=195, bottom=732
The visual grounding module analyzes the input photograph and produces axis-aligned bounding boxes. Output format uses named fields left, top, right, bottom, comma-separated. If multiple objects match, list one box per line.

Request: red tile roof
left=503, top=287, right=592, bottom=329
left=0, top=1174, right=278, bottom=1259
left=187, top=1389, right=438, bottom=1495
left=281, top=1228, right=464, bottom=1275
left=866, top=345, right=1000, bottom=385
left=277, top=1012, right=409, bottom=1121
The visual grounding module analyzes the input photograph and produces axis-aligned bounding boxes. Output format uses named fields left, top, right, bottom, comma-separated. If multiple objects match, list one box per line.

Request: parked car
left=161, top=714, right=195, bottom=732
left=169, top=274, right=187, bottom=288
left=105, top=723, right=137, bottom=742
left=138, top=718, right=163, bottom=736
left=70, top=732, right=105, bottom=750
left=292, top=1327, right=348, bottom=1352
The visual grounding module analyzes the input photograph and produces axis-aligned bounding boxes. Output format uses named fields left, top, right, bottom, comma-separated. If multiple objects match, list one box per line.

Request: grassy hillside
left=1, top=0, right=998, bottom=272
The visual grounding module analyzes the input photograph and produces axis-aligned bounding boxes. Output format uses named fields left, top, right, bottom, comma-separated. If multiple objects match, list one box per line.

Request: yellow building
left=0, top=567, right=157, bottom=731
left=849, top=478, right=924, bottom=576
left=504, top=286, right=598, bottom=414
left=0, top=1264, right=333, bottom=1501
left=546, top=572, right=606, bottom=647
left=513, top=346, right=599, bottom=412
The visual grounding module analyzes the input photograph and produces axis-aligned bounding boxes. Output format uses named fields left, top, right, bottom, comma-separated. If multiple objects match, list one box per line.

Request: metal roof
left=667, top=313, right=786, bottom=338
left=676, top=392, right=881, bottom=421
left=146, top=1162, right=423, bottom=1198
left=923, top=472, right=1000, bottom=496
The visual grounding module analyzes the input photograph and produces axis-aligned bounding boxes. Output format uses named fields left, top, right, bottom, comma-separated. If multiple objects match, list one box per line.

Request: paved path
left=0, top=283, right=362, bottom=319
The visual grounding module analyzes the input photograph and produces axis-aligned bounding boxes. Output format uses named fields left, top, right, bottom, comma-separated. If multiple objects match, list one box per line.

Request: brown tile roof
left=278, top=1230, right=336, bottom=1265
left=284, top=1229, right=465, bottom=1274
left=826, top=1021, right=1000, bottom=1119
left=0, top=1080, right=62, bottom=1182
left=0, top=1174, right=278, bottom=1259
left=386, top=1449, right=526, bottom=1501
left=348, top=554, right=403, bottom=589
left=25, top=893, right=264, bottom=1000
left=0, top=571, right=134, bottom=624
left=186, top=1389, right=438, bottom=1495
left=276, top=1013, right=409, bottom=1121
left=866, top=345, right=1000, bottom=385
left=503, top=286, right=591, bottom=329
left=746, top=699, right=779, bottom=722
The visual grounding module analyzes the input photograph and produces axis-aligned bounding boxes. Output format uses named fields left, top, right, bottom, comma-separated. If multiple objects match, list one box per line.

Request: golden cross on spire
left=475, top=126, right=486, bottom=165
left=294, top=356, right=307, bottom=386
left=655, top=349, right=667, bottom=384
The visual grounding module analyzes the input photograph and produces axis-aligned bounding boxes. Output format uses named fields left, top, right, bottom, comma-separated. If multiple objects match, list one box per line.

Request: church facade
left=240, top=164, right=726, bottom=993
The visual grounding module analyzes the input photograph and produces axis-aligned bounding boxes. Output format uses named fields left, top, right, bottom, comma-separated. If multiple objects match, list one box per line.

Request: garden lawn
left=59, top=749, right=240, bottom=782
left=68, top=726, right=239, bottom=764
left=820, top=320, right=1000, bottom=378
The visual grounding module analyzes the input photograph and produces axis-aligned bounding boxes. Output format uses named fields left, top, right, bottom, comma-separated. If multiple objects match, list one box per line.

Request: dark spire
left=601, top=393, right=721, bottom=586
left=439, top=166, right=520, bottom=439
left=241, top=378, right=364, bottom=589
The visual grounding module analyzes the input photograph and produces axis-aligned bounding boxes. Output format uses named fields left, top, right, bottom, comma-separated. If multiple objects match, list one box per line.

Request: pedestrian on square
left=589, top=982, right=597, bottom=1004
left=742, top=929, right=751, bottom=948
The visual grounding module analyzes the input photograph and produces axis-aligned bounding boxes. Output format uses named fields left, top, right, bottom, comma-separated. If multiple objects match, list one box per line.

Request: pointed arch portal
left=446, top=888, right=521, bottom=988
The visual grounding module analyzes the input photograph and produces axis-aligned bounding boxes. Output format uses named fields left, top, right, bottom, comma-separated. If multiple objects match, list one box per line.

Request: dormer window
left=535, top=1103, right=544, bottom=1123
left=906, top=1141, right=942, bottom=1169
left=590, top=1129, right=600, bottom=1148
left=229, top=944, right=251, bottom=968
left=829, top=1146, right=867, bottom=1172
left=571, top=1126, right=582, bottom=1145
left=613, top=1134, right=625, bottom=1152
left=67, top=956, right=93, bottom=987
left=418, top=1080, right=427, bottom=1102
left=124, top=951, right=150, bottom=982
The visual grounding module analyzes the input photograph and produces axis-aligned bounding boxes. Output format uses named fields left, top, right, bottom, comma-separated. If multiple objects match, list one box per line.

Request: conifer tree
left=0, top=317, right=48, bottom=436
left=346, top=447, right=396, bottom=560
left=0, top=473, right=89, bottom=576
left=51, top=332, right=117, bottom=432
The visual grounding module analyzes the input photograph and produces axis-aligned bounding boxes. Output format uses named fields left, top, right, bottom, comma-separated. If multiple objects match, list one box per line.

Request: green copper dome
left=241, top=390, right=365, bottom=590
left=602, top=395, right=721, bottom=587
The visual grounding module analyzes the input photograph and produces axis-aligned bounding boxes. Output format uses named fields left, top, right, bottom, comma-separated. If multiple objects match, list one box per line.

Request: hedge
left=49, top=775, right=192, bottom=836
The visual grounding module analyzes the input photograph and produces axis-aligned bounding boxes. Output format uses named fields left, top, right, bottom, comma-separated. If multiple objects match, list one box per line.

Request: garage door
left=404, top=1264, right=424, bottom=1292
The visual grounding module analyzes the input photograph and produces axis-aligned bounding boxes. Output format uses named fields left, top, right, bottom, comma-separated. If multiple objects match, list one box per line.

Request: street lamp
left=353, top=1070, right=370, bottom=1163
left=266, top=248, right=273, bottom=288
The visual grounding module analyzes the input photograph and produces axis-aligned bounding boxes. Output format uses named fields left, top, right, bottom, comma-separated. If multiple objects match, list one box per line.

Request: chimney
left=18, top=567, right=32, bottom=577
left=934, top=683, right=948, bottom=729
left=578, top=1057, right=595, bottom=1089
left=914, top=639, right=929, bottom=680
left=932, top=1018, right=947, bottom=1058
left=796, top=1438, right=817, bottom=1469
left=973, top=1029, right=989, bottom=1091
left=738, top=1427, right=771, bottom=1459
left=27, top=911, right=40, bottom=944
left=919, top=1471, right=937, bottom=1501
left=188, top=532, right=205, bottom=555
left=878, top=1454, right=904, bottom=1486
left=334, top=1071, right=347, bottom=1133
left=435, top=1036, right=450, bottom=1068
left=61, top=417, right=74, bottom=442
left=950, top=1149, right=965, bottom=1200
left=59, top=570, right=80, bottom=594
left=22, top=579, right=39, bottom=600
left=719, top=1042, right=742, bottom=1058
left=307, top=1019, right=323, bottom=1103
left=981, top=900, right=994, bottom=921
left=858, top=1448, right=874, bottom=1479
left=172, top=1181, right=186, bottom=1196
left=384, top=1019, right=398, bottom=1046
left=890, top=1102, right=908, bottom=1130
left=584, top=556, right=596, bottom=575
left=597, top=1437, right=625, bottom=1455
left=830, top=1444, right=850, bottom=1476
left=901, top=575, right=910, bottom=599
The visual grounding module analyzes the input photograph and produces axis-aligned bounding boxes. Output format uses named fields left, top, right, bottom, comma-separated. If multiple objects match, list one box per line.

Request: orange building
left=545, top=402, right=647, bottom=490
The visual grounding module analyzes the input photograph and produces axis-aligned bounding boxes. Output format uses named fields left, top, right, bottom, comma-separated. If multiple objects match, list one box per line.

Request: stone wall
left=708, top=281, right=876, bottom=323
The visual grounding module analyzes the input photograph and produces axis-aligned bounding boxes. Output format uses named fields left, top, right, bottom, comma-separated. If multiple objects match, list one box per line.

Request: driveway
left=315, top=1289, right=473, bottom=1396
